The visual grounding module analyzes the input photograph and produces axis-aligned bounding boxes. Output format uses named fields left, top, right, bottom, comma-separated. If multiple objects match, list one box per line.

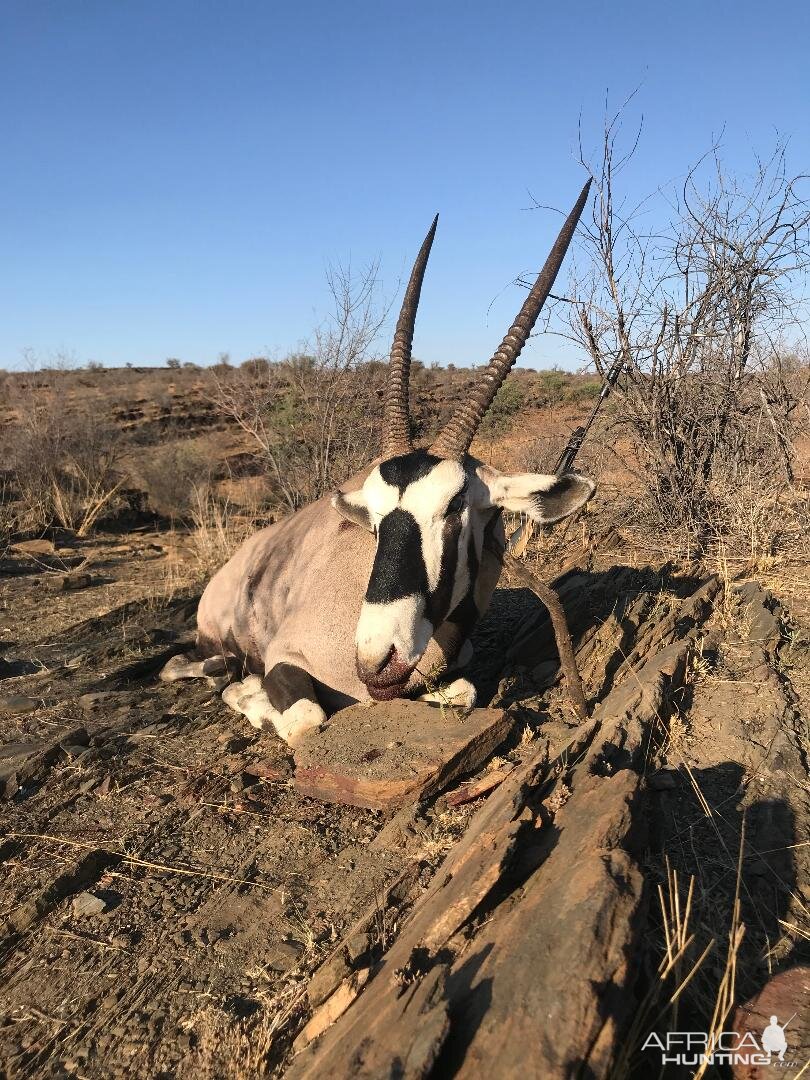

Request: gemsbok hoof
left=419, top=677, right=477, bottom=711
left=159, top=654, right=228, bottom=682
left=277, top=700, right=326, bottom=747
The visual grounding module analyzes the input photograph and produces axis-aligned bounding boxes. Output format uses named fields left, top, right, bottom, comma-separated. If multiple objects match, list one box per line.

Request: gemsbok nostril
left=372, top=645, right=396, bottom=676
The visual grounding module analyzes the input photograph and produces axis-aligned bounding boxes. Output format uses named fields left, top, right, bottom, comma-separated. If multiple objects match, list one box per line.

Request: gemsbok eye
left=447, top=490, right=466, bottom=515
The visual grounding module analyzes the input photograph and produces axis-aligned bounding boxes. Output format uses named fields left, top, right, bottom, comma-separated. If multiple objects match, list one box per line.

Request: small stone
left=55, top=572, right=94, bottom=592
left=649, top=770, right=678, bottom=791
left=307, top=952, right=352, bottom=1008
left=0, top=695, right=39, bottom=715
left=2, top=772, right=19, bottom=800
left=346, top=930, right=371, bottom=964
left=294, top=968, right=370, bottom=1051
left=73, top=891, right=107, bottom=917
left=12, top=538, right=55, bottom=555
left=244, top=760, right=284, bottom=780
left=61, top=743, right=89, bottom=760
left=276, top=938, right=303, bottom=961
left=79, top=692, right=120, bottom=712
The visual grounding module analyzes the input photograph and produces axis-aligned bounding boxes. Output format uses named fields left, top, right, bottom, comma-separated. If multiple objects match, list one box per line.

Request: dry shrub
left=137, top=441, right=214, bottom=521
left=211, top=262, right=386, bottom=511
left=8, top=380, right=124, bottom=535
left=556, top=118, right=810, bottom=559
left=0, top=480, right=18, bottom=551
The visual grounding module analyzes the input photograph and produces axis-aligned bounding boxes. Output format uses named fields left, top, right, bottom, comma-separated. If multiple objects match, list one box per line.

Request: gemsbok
left=162, top=180, right=596, bottom=744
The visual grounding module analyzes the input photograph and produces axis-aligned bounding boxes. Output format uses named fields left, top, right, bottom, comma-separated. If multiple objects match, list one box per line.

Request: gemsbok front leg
left=222, top=662, right=325, bottom=746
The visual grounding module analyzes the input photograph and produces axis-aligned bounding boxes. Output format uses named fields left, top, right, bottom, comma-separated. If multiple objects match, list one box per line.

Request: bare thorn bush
left=210, top=262, right=387, bottom=511
left=551, top=121, right=810, bottom=558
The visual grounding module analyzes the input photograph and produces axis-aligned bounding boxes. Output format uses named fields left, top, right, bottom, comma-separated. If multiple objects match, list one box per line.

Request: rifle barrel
left=554, top=360, right=624, bottom=474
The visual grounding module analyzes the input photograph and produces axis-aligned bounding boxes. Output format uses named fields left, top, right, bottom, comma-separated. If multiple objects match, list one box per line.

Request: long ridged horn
left=430, top=179, right=591, bottom=459
left=381, top=214, right=439, bottom=458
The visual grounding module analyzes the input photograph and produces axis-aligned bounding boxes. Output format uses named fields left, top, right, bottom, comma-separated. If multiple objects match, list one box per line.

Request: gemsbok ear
left=474, top=466, right=595, bottom=525
left=331, top=490, right=375, bottom=532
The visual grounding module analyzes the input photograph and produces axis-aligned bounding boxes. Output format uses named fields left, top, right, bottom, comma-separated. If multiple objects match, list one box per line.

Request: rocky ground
left=1, top=364, right=808, bottom=1077
left=1, top=526, right=808, bottom=1078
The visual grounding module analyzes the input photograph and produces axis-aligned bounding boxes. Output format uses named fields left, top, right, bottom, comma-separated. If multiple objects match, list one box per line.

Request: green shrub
left=480, top=380, right=526, bottom=436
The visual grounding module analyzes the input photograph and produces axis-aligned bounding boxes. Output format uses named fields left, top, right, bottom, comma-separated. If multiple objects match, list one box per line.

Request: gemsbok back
left=162, top=180, right=596, bottom=744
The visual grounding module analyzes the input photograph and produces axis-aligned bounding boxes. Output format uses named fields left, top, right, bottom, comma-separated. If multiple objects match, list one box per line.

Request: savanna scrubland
left=1, top=141, right=809, bottom=1078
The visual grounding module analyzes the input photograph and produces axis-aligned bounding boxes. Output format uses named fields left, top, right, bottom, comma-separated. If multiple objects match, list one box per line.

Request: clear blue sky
left=1, top=0, right=808, bottom=370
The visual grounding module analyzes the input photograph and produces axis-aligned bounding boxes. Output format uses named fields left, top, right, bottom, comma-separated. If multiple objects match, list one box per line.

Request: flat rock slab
left=11, top=539, right=55, bottom=555
left=731, top=965, right=810, bottom=1079
left=0, top=695, right=40, bottom=716
left=293, top=702, right=514, bottom=811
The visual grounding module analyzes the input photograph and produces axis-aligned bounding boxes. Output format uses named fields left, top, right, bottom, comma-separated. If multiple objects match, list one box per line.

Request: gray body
left=196, top=461, right=505, bottom=713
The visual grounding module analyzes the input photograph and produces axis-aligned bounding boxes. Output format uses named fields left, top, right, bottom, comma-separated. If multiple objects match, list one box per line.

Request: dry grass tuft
left=613, top=861, right=715, bottom=1078
left=5, top=378, right=125, bottom=535
left=614, top=842, right=754, bottom=1078
left=691, top=843, right=747, bottom=1080
left=188, top=487, right=262, bottom=579
left=181, top=976, right=309, bottom=1079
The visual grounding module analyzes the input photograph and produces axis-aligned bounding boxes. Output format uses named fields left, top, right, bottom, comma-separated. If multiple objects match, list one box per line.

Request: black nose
left=372, top=645, right=396, bottom=676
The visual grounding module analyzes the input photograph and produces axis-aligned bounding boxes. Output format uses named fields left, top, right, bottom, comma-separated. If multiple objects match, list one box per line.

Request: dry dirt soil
left=1, top=367, right=809, bottom=1078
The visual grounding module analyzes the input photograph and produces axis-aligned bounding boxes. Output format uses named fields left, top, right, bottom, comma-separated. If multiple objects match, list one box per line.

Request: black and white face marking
left=332, top=450, right=596, bottom=698
left=338, top=451, right=472, bottom=695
